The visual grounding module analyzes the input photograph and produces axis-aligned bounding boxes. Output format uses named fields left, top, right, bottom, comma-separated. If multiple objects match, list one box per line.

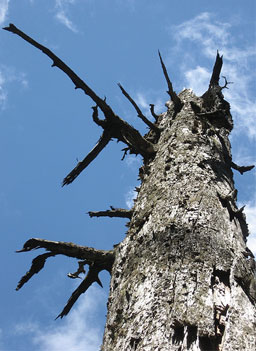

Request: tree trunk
left=5, top=25, right=255, bottom=351
left=101, top=89, right=256, bottom=351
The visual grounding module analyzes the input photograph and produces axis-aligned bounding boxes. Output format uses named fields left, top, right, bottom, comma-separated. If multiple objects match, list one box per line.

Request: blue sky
left=0, top=1, right=255, bottom=350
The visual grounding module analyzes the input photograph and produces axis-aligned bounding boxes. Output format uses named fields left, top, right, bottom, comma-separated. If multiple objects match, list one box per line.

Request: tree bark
left=101, top=89, right=256, bottom=351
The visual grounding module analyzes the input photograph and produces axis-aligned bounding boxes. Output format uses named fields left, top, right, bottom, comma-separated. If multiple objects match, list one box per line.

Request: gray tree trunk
left=101, top=89, right=256, bottom=351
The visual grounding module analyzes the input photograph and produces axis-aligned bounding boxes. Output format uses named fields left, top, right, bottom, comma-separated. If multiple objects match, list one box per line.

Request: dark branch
left=231, top=162, right=255, bottom=175
left=91, top=105, right=106, bottom=128
left=118, top=83, right=160, bottom=135
left=67, top=260, right=87, bottom=279
left=149, top=104, right=160, bottom=121
left=158, top=50, right=182, bottom=112
left=3, top=23, right=114, bottom=118
left=4, top=23, right=156, bottom=183
left=16, top=252, right=55, bottom=290
left=88, top=208, right=133, bottom=219
left=209, top=51, right=223, bottom=88
left=16, top=238, right=114, bottom=263
left=221, top=76, right=233, bottom=90
left=56, top=263, right=104, bottom=319
left=62, top=131, right=112, bottom=186
left=16, top=238, right=114, bottom=316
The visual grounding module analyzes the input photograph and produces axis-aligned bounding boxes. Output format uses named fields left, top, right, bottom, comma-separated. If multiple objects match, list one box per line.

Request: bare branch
left=209, top=51, right=223, bottom=88
left=88, top=208, right=133, bottom=219
left=221, top=76, right=233, bottom=90
left=231, top=162, right=255, bottom=175
left=16, top=252, right=55, bottom=290
left=91, top=105, right=106, bottom=128
left=16, top=238, right=114, bottom=317
left=62, top=131, right=112, bottom=186
left=56, top=263, right=104, bottom=319
left=67, top=260, right=87, bottom=279
left=118, top=83, right=160, bottom=135
left=4, top=23, right=156, bottom=182
left=149, top=104, right=160, bottom=121
left=158, top=51, right=182, bottom=112
left=3, top=23, right=114, bottom=118
left=16, top=238, right=114, bottom=263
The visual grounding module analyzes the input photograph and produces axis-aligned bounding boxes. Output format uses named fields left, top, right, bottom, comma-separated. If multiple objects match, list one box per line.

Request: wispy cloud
left=244, top=199, right=256, bottom=256
left=14, top=286, right=105, bottom=351
left=0, top=65, right=28, bottom=110
left=125, top=187, right=137, bottom=209
left=55, top=0, right=78, bottom=33
left=0, top=71, right=7, bottom=108
left=0, top=0, right=9, bottom=25
left=170, top=12, right=256, bottom=139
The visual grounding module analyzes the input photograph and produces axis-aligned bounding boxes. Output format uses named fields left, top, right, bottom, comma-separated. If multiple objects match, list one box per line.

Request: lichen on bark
left=101, top=89, right=256, bottom=351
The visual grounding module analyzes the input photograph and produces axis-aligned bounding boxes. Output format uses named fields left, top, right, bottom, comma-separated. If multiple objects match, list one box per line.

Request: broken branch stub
left=88, top=208, right=133, bottom=219
left=231, top=162, right=255, bottom=175
left=209, top=51, right=223, bottom=88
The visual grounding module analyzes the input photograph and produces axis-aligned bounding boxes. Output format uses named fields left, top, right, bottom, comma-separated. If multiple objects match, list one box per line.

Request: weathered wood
left=101, top=89, right=256, bottom=351
left=88, top=208, right=133, bottom=219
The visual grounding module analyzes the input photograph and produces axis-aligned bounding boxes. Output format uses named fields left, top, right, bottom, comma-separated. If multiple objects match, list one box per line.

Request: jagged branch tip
left=16, top=238, right=115, bottom=318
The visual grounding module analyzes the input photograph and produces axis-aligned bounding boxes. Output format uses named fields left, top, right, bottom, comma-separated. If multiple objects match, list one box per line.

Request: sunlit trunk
left=102, top=89, right=256, bottom=351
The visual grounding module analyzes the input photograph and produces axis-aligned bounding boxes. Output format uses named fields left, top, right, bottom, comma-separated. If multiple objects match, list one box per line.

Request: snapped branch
left=88, top=207, right=133, bottom=219
left=209, top=50, right=223, bottom=88
left=62, top=131, right=112, bottom=186
left=231, top=162, right=255, bottom=175
left=16, top=252, right=56, bottom=290
left=158, top=50, right=182, bottom=112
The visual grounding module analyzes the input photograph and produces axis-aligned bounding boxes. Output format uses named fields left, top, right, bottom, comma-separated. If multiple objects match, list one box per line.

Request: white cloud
left=125, top=187, right=137, bottom=209
left=0, top=66, right=28, bottom=110
left=14, top=286, right=105, bottom=351
left=0, top=0, right=9, bottom=25
left=245, top=200, right=256, bottom=256
left=184, top=66, right=211, bottom=96
left=170, top=12, right=256, bottom=139
left=0, top=71, right=7, bottom=108
left=55, top=0, right=78, bottom=32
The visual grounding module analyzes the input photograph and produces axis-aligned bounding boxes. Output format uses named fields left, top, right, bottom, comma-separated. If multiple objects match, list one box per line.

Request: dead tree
left=4, top=24, right=256, bottom=351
